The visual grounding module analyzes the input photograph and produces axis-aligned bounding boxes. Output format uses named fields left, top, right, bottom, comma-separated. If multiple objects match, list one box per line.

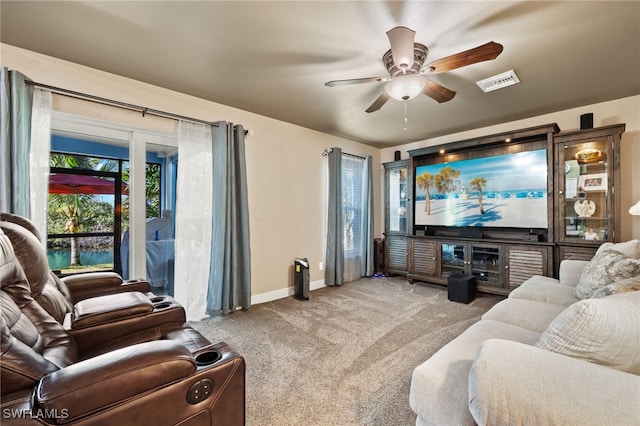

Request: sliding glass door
left=47, top=162, right=125, bottom=275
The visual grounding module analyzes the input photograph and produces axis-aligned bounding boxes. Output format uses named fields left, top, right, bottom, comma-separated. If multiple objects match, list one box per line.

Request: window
left=47, top=150, right=163, bottom=276
left=48, top=154, right=125, bottom=275
left=342, top=155, right=364, bottom=256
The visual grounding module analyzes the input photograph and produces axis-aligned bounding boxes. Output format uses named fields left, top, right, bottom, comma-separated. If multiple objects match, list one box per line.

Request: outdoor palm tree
left=48, top=190, right=114, bottom=267
left=470, top=176, right=488, bottom=214
left=416, top=173, right=434, bottom=214
left=51, top=194, right=88, bottom=266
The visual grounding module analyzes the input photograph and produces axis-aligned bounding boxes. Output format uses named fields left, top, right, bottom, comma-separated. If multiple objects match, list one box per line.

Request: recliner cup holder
left=150, top=296, right=165, bottom=303
left=153, top=302, right=172, bottom=310
left=195, top=351, right=222, bottom=366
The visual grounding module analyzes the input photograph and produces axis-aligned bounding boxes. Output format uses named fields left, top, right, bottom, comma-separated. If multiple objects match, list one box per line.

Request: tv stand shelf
left=407, top=235, right=553, bottom=295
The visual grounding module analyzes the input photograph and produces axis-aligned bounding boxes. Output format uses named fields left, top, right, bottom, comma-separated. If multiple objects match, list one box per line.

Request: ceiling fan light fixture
left=386, top=26, right=416, bottom=70
left=384, top=74, right=427, bottom=101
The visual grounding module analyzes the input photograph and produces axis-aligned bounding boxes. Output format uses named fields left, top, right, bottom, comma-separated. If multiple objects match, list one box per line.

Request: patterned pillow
left=595, top=239, right=640, bottom=259
left=575, top=249, right=640, bottom=299
left=590, top=276, right=640, bottom=298
left=535, top=291, right=640, bottom=375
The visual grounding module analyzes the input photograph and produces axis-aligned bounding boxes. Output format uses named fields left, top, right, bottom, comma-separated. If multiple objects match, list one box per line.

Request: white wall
left=381, top=96, right=640, bottom=240
left=1, top=43, right=381, bottom=302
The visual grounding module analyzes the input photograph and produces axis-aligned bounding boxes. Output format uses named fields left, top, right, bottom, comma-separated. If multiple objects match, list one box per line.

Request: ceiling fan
left=325, top=26, right=503, bottom=113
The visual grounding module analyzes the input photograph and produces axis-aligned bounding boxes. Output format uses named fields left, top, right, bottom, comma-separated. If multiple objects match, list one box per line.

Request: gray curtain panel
left=0, top=68, right=33, bottom=216
left=360, top=155, right=374, bottom=277
left=207, top=122, right=252, bottom=315
left=325, top=147, right=343, bottom=286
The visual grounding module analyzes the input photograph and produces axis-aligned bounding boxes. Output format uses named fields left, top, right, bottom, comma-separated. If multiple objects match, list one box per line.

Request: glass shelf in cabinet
left=472, top=267, right=499, bottom=274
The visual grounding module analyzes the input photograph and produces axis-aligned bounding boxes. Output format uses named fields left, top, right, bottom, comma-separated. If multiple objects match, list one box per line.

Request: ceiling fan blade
left=365, top=91, right=390, bottom=113
left=425, top=41, right=504, bottom=75
left=325, top=76, right=390, bottom=87
left=422, top=80, right=456, bottom=103
left=386, top=26, right=416, bottom=71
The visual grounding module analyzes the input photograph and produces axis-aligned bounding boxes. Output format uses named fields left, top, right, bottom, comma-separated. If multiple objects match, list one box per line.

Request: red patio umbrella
left=49, top=174, right=128, bottom=195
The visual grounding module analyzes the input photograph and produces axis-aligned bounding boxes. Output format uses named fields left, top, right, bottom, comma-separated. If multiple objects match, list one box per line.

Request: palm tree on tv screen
left=417, top=173, right=434, bottom=214
left=435, top=166, right=460, bottom=194
left=435, top=166, right=461, bottom=215
left=470, top=176, right=487, bottom=214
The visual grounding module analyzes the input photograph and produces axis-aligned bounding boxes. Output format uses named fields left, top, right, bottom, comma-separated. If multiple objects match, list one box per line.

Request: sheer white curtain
left=0, top=69, right=50, bottom=243
left=30, top=88, right=52, bottom=243
left=342, top=155, right=364, bottom=282
left=174, top=121, right=213, bottom=321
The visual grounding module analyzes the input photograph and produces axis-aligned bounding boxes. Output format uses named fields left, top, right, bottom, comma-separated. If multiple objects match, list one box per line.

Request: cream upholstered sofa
left=409, top=240, right=640, bottom=426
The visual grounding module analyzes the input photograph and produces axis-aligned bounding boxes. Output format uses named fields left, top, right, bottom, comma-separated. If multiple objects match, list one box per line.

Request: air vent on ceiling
left=476, top=70, right=520, bottom=93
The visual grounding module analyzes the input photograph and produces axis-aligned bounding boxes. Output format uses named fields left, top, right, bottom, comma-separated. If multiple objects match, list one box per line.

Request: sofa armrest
left=469, top=339, right=640, bottom=426
left=558, top=259, right=590, bottom=287
left=62, top=272, right=151, bottom=302
left=36, top=340, right=196, bottom=422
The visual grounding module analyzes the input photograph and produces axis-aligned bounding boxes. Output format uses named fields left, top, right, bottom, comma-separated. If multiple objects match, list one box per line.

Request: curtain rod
left=322, top=148, right=365, bottom=159
left=25, top=80, right=221, bottom=128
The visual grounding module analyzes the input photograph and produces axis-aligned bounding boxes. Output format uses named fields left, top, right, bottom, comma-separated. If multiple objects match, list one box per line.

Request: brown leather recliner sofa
left=0, top=212, right=152, bottom=302
left=0, top=218, right=191, bottom=356
left=0, top=226, right=245, bottom=425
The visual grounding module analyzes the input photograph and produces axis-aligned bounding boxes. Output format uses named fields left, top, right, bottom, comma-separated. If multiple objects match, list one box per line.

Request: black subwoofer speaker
left=447, top=274, right=477, bottom=304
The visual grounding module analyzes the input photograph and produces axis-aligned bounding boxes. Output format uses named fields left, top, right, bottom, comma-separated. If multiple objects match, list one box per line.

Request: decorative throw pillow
left=590, top=276, right=640, bottom=298
left=595, top=239, right=640, bottom=259
left=575, top=249, right=640, bottom=299
left=535, top=291, right=640, bottom=375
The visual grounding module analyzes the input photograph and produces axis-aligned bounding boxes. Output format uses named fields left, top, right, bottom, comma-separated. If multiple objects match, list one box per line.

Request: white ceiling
left=1, top=1, right=639, bottom=148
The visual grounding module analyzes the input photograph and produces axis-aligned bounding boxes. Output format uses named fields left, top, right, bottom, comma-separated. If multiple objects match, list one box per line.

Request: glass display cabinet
left=554, top=124, right=625, bottom=247
left=385, top=160, right=409, bottom=233
left=383, top=159, right=410, bottom=274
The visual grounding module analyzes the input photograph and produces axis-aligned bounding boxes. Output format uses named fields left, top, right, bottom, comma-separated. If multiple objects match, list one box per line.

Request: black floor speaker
left=374, top=238, right=384, bottom=274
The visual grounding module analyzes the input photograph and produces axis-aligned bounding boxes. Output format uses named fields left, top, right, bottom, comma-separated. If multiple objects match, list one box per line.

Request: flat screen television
left=414, top=149, right=548, bottom=229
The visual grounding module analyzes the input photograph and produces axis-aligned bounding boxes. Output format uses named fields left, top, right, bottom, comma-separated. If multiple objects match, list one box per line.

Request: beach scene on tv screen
left=414, top=149, right=548, bottom=228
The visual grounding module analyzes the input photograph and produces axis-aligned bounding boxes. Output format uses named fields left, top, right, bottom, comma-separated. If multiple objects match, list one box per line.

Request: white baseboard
left=251, top=279, right=326, bottom=305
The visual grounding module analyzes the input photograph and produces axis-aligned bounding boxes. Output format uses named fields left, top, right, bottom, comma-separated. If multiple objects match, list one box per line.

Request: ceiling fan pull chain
left=403, top=101, right=408, bottom=132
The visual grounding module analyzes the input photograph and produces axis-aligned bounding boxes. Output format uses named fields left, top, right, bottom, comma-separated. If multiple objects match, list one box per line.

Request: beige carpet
left=191, top=277, right=503, bottom=426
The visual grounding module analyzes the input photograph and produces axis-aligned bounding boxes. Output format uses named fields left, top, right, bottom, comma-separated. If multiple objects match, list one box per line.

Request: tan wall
left=1, top=44, right=381, bottom=300
left=381, top=96, right=640, bottom=240
left=4, top=43, right=638, bottom=301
